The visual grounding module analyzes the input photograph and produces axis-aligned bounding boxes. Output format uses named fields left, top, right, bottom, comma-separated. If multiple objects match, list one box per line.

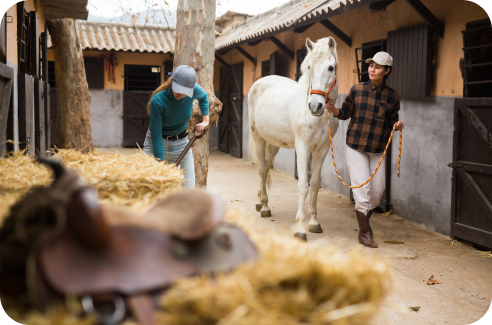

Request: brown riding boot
left=356, top=210, right=378, bottom=248
left=367, top=209, right=374, bottom=238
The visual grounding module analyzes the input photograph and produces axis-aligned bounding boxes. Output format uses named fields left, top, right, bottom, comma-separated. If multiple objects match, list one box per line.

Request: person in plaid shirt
left=326, top=52, right=404, bottom=248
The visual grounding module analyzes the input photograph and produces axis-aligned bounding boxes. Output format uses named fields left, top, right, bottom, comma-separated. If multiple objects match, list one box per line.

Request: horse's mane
left=300, top=37, right=337, bottom=78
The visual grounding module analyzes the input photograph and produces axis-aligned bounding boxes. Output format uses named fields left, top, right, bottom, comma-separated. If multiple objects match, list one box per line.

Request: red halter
left=309, top=61, right=338, bottom=99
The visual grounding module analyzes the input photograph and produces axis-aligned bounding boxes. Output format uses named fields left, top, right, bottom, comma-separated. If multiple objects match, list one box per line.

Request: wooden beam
left=369, top=0, right=397, bottom=10
left=269, top=36, right=294, bottom=60
left=319, top=20, right=352, bottom=47
left=293, top=22, right=315, bottom=34
left=217, top=48, right=231, bottom=55
left=215, top=54, right=230, bottom=68
left=404, top=0, right=444, bottom=37
left=248, top=39, right=264, bottom=46
left=235, top=46, right=256, bottom=64
left=39, top=0, right=89, bottom=20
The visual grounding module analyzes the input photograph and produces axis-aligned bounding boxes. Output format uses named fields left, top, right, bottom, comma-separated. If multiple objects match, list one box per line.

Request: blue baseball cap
left=171, top=65, right=196, bottom=98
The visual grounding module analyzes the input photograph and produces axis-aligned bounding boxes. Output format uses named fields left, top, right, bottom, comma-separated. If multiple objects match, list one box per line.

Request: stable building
left=47, top=20, right=176, bottom=148
left=213, top=0, right=492, bottom=248
left=1, top=0, right=89, bottom=156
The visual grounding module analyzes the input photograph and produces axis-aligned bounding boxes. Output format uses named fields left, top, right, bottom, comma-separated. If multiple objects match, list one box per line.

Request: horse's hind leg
left=256, top=145, right=279, bottom=212
left=308, top=144, right=330, bottom=233
left=256, top=185, right=262, bottom=211
left=254, top=140, right=276, bottom=218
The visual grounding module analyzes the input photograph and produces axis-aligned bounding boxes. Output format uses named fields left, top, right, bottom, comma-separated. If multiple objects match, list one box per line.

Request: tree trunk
left=46, top=19, right=93, bottom=153
left=174, top=0, right=222, bottom=186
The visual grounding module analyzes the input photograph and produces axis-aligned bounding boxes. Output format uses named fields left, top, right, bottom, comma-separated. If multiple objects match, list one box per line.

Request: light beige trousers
left=346, top=145, right=386, bottom=215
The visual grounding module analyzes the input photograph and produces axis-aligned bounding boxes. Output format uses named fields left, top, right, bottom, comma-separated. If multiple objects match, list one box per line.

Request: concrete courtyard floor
left=206, top=150, right=492, bottom=325
left=99, top=148, right=492, bottom=324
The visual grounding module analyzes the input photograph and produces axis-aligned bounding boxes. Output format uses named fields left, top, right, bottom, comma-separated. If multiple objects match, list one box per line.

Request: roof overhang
left=39, top=0, right=89, bottom=20
left=215, top=0, right=373, bottom=53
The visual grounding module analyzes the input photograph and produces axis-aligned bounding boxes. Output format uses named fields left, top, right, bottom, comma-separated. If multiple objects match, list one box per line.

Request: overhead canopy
left=48, top=21, right=176, bottom=54
left=39, top=0, right=89, bottom=20
left=215, top=0, right=371, bottom=52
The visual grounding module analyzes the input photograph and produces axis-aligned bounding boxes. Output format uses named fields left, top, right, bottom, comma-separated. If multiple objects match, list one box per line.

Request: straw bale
left=3, top=209, right=392, bottom=325
left=0, top=149, right=183, bottom=224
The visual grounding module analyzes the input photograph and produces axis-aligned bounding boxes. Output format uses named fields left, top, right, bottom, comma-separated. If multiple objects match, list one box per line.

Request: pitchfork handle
left=174, top=127, right=208, bottom=167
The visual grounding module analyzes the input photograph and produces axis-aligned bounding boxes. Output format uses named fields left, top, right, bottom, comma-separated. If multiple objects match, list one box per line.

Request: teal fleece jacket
left=149, top=83, right=209, bottom=161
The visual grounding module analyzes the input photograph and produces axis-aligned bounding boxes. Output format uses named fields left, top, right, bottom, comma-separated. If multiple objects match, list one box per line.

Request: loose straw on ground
left=1, top=150, right=392, bottom=325
left=0, top=149, right=184, bottom=223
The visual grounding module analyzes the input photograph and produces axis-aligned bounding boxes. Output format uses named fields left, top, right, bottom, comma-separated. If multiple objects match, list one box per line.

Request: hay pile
left=157, top=212, right=391, bottom=325
left=4, top=210, right=392, bottom=325
left=1, top=150, right=392, bottom=325
left=0, top=149, right=183, bottom=223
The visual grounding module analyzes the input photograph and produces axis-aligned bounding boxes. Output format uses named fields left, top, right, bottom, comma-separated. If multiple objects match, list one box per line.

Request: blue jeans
left=143, top=129, right=195, bottom=188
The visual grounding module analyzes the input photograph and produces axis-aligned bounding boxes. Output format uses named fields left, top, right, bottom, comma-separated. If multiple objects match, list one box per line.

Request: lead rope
left=328, top=113, right=402, bottom=189
left=306, top=48, right=402, bottom=189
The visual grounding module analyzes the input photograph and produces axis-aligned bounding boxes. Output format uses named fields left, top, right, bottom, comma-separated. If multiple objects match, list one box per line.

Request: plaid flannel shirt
left=337, top=80, right=400, bottom=153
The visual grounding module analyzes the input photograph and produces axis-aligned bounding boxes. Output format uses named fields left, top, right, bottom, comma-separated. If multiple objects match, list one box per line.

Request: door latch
left=447, top=163, right=463, bottom=168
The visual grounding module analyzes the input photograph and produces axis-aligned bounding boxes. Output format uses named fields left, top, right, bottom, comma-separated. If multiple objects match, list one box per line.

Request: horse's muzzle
left=309, top=102, right=324, bottom=116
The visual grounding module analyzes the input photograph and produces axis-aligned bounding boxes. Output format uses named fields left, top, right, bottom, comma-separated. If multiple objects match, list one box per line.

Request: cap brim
left=365, top=58, right=392, bottom=66
left=172, top=82, right=194, bottom=98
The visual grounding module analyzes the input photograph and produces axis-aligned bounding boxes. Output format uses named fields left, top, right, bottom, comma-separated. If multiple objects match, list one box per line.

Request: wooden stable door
left=219, top=63, right=243, bottom=158
left=34, top=80, right=46, bottom=155
left=451, top=98, right=492, bottom=249
left=0, top=63, right=14, bottom=156
left=218, top=66, right=230, bottom=153
left=18, top=74, right=35, bottom=154
left=123, top=91, right=152, bottom=147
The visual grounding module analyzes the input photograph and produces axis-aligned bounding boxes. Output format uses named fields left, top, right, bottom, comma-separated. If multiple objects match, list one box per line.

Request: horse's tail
left=249, top=134, right=273, bottom=189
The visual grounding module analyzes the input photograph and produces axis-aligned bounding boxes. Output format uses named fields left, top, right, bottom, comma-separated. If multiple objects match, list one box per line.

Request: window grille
left=47, top=61, right=56, bottom=88
left=84, top=57, right=104, bottom=89
left=17, top=3, right=30, bottom=74
left=40, top=31, right=48, bottom=82
left=462, top=19, right=492, bottom=98
left=261, top=60, right=270, bottom=77
left=355, top=40, right=387, bottom=83
left=28, top=11, right=39, bottom=79
left=124, top=65, right=161, bottom=91
left=295, top=48, right=307, bottom=81
left=0, top=14, right=6, bottom=64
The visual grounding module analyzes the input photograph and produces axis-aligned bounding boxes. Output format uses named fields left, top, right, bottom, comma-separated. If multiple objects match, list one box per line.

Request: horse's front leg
left=308, top=143, right=330, bottom=233
left=294, top=143, right=310, bottom=241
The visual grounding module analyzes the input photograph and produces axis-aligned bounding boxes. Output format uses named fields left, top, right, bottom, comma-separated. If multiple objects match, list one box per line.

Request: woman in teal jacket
left=143, top=65, right=209, bottom=187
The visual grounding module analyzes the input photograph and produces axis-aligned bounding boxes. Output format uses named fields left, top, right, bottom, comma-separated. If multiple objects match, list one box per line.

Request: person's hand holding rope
left=325, top=99, right=339, bottom=116
left=394, top=121, right=404, bottom=131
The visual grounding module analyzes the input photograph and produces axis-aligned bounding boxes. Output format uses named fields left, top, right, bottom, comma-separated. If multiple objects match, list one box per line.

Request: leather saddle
left=1, top=158, right=258, bottom=325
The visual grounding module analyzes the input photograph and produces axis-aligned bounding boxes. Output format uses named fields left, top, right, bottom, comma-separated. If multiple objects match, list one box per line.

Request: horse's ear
left=328, top=37, right=336, bottom=51
left=306, top=38, right=315, bottom=52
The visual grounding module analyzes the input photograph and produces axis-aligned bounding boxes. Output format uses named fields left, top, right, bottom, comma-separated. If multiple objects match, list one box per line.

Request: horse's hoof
left=260, top=210, right=271, bottom=218
left=308, top=224, right=323, bottom=233
left=256, top=204, right=262, bottom=212
left=294, top=232, right=307, bottom=242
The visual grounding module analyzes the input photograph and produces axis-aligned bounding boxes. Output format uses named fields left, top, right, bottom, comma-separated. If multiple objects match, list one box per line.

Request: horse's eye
left=328, top=66, right=334, bottom=72
left=308, top=65, right=311, bottom=70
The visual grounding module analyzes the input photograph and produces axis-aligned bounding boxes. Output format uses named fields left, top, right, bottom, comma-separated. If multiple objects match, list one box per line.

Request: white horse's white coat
left=248, top=37, right=339, bottom=240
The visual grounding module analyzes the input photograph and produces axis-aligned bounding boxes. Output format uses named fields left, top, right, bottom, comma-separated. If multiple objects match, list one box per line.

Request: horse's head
left=301, top=37, right=338, bottom=117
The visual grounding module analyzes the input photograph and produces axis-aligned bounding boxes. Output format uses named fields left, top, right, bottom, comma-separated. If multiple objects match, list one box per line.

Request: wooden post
left=46, top=19, right=93, bottom=153
left=174, top=0, right=222, bottom=186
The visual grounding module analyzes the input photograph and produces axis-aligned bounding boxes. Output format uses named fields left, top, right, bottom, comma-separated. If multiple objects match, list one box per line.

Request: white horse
left=248, top=37, right=339, bottom=241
